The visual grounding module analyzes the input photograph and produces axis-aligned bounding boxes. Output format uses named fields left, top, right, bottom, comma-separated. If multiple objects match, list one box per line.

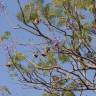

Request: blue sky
left=0, top=0, right=43, bottom=96
left=0, top=0, right=96, bottom=96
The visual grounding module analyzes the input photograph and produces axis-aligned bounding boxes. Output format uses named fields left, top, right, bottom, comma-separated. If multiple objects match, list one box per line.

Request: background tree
left=1, top=0, right=96, bottom=96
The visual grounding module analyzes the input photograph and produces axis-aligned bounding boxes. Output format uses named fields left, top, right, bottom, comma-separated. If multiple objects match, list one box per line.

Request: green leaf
left=16, top=3, right=32, bottom=23
left=42, top=4, right=61, bottom=21
left=59, top=54, right=70, bottom=62
left=43, top=92, right=58, bottom=96
left=15, top=52, right=26, bottom=61
left=30, top=11, right=39, bottom=21
left=53, top=0, right=67, bottom=7
left=64, top=91, right=75, bottom=96
left=0, top=32, right=11, bottom=42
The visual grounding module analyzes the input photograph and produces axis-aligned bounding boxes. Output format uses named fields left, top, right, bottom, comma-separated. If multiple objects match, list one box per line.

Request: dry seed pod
left=34, top=18, right=41, bottom=24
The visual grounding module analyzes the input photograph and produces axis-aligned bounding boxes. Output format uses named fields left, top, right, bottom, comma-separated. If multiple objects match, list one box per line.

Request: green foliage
left=53, top=0, right=69, bottom=7
left=64, top=91, right=75, bottom=96
left=43, top=90, right=74, bottom=96
left=4, top=0, right=96, bottom=96
left=16, top=3, right=32, bottom=23
left=0, top=32, right=11, bottom=43
left=15, top=52, right=26, bottom=61
left=74, top=0, right=93, bottom=9
left=52, top=76, right=67, bottom=89
left=59, top=54, right=70, bottom=62
left=42, top=4, right=61, bottom=20
left=6, top=52, right=26, bottom=69
left=43, top=92, right=58, bottom=96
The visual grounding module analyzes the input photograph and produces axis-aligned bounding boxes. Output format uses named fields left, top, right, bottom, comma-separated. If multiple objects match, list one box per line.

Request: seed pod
left=41, top=53, right=46, bottom=57
left=6, top=61, right=12, bottom=68
left=34, top=54, right=38, bottom=58
left=34, top=18, right=41, bottom=24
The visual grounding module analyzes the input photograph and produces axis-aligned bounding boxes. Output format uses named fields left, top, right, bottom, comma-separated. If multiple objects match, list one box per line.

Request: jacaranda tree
left=1, top=0, right=96, bottom=96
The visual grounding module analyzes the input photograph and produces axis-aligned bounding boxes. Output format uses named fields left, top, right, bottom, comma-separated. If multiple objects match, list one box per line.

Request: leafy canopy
left=4, top=0, right=96, bottom=96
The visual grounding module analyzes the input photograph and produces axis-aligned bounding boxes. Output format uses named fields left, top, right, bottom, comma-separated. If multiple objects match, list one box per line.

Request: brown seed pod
left=6, top=61, right=12, bottom=68
left=34, top=18, right=41, bottom=24
left=34, top=54, right=38, bottom=58
left=41, top=53, right=46, bottom=57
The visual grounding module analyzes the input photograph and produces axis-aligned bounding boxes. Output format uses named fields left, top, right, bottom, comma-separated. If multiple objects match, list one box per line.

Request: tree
left=1, top=0, right=96, bottom=96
